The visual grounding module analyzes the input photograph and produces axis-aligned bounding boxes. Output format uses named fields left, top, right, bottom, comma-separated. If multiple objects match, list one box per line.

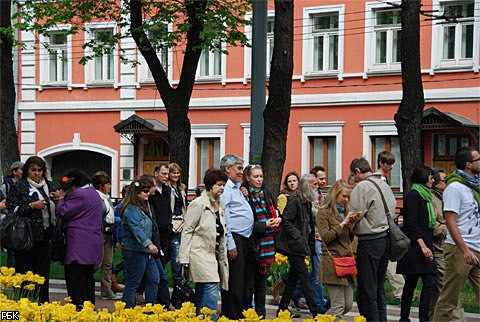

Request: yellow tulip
left=242, top=307, right=262, bottom=321
left=354, top=316, right=367, bottom=322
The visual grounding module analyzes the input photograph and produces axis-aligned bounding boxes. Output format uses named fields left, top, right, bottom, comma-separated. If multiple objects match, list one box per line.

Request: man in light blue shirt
left=220, top=154, right=255, bottom=319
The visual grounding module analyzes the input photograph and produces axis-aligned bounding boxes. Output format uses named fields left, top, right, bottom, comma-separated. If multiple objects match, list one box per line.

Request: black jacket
left=6, top=178, right=56, bottom=242
left=148, top=184, right=172, bottom=232
left=275, top=194, right=316, bottom=257
left=397, top=190, right=437, bottom=275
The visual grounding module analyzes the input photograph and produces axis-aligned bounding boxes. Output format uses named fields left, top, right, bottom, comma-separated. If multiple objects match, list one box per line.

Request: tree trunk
left=395, top=0, right=425, bottom=195
left=0, top=0, right=20, bottom=175
left=261, top=0, right=294, bottom=198
left=130, top=0, right=207, bottom=188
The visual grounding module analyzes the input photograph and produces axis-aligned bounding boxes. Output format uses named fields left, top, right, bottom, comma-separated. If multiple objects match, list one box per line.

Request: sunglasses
left=469, top=157, right=480, bottom=163
left=141, top=189, right=150, bottom=194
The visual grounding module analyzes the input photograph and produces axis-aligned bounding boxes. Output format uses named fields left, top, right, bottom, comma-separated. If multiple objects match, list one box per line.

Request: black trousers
left=221, top=233, right=255, bottom=320
left=279, top=254, right=320, bottom=316
left=245, top=264, right=269, bottom=317
left=64, top=263, right=96, bottom=310
left=15, top=240, right=50, bottom=303
left=400, top=273, right=436, bottom=322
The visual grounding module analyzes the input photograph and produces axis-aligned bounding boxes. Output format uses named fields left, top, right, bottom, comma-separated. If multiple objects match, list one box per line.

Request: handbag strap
left=322, top=221, right=354, bottom=257
left=366, top=178, right=392, bottom=220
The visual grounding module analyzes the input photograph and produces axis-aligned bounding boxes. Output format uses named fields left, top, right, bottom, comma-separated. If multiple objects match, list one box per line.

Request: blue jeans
left=169, top=233, right=182, bottom=283
left=293, top=240, right=327, bottom=307
left=122, top=249, right=159, bottom=308
left=195, top=282, right=220, bottom=316
left=154, top=258, right=171, bottom=307
left=356, top=236, right=390, bottom=322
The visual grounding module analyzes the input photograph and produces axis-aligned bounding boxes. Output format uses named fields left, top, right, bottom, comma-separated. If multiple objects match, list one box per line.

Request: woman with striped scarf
left=242, top=164, right=282, bottom=318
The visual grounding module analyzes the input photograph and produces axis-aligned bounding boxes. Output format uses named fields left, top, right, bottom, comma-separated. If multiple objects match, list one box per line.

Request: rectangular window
left=265, top=19, right=275, bottom=76
left=48, top=33, right=68, bottom=82
left=434, top=134, right=471, bottom=159
left=312, top=14, right=339, bottom=71
left=373, top=9, right=401, bottom=69
left=441, top=2, right=474, bottom=65
left=92, top=28, right=114, bottom=81
left=310, top=137, right=336, bottom=185
left=372, top=136, right=401, bottom=190
left=197, top=138, right=220, bottom=186
left=146, top=25, right=169, bottom=77
left=199, top=47, right=222, bottom=77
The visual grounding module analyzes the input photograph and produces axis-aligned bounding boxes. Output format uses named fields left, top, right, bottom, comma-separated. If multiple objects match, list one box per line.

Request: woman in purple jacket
left=55, top=169, right=104, bottom=310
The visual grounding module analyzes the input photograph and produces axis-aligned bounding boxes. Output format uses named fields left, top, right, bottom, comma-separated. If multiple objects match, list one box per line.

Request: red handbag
left=324, top=236, right=357, bottom=277
left=331, top=256, right=357, bottom=277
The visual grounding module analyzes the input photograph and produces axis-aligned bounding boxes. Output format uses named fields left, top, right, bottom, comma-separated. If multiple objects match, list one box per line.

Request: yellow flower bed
left=0, top=266, right=367, bottom=321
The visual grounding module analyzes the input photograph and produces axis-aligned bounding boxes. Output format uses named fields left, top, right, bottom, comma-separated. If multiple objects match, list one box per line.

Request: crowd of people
left=0, top=147, right=479, bottom=321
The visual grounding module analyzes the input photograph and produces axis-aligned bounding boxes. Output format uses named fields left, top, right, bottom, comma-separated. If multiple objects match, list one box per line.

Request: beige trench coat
left=178, top=191, right=229, bottom=290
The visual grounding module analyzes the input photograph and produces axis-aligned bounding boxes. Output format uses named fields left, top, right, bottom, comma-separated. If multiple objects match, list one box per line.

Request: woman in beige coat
left=178, top=169, right=229, bottom=316
left=317, top=179, right=356, bottom=320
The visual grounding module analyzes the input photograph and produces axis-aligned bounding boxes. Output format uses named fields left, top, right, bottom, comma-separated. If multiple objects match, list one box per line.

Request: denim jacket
left=121, top=204, right=153, bottom=253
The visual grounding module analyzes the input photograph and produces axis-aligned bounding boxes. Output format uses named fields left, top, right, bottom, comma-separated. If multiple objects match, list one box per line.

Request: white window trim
left=241, top=123, right=250, bottom=165
left=39, top=25, right=72, bottom=88
left=302, top=5, right=345, bottom=81
left=364, top=1, right=402, bottom=77
left=243, top=10, right=275, bottom=83
left=360, top=120, right=403, bottom=191
left=137, top=22, right=173, bottom=84
left=189, top=124, right=227, bottom=188
left=300, top=121, right=344, bottom=179
left=84, top=22, right=119, bottom=86
left=195, top=43, right=227, bottom=84
left=430, top=0, right=479, bottom=73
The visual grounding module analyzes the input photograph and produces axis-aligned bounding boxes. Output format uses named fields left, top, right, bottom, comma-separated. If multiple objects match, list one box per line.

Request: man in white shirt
left=433, top=147, right=480, bottom=321
left=220, top=154, right=255, bottom=319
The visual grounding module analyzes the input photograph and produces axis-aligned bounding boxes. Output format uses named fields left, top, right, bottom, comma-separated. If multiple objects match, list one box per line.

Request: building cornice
left=18, top=87, right=479, bottom=113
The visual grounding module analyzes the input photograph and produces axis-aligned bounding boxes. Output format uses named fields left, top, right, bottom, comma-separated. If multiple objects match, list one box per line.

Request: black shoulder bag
left=171, top=269, right=195, bottom=309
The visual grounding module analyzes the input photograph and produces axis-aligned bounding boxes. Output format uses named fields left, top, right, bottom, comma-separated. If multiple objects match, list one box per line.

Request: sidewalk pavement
left=49, top=279, right=480, bottom=321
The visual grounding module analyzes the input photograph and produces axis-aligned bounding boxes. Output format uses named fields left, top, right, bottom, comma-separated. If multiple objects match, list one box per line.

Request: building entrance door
left=51, top=150, right=111, bottom=183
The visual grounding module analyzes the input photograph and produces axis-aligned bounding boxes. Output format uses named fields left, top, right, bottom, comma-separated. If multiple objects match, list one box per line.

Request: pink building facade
left=15, top=0, right=480, bottom=197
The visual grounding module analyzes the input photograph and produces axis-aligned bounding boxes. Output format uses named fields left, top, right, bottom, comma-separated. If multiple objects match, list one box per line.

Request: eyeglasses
left=141, top=189, right=150, bottom=194
left=469, top=157, right=480, bottom=163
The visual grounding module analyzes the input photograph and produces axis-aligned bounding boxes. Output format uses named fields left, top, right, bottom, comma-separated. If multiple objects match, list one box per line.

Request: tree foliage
left=9, top=0, right=251, bottom=186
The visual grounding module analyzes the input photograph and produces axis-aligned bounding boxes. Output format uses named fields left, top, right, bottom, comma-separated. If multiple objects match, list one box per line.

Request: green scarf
left=445, top=173, right=480, bottom=206
left=411, top=183, right=436, bottom=228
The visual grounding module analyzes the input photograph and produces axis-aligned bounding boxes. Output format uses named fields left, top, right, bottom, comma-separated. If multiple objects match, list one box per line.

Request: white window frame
left=84, top=22, right=119, bottom=86
left=431, top=0, right=479, bottom=72
left=364, top=1, right=402, bottom=75
left=302, top=5, right=344, bottom=80
left=195, top=42, right=226, bottom=83
left=138, top=22, right=173, bottom=83
left=300, top=122, right=344, bottom=179
left=360, top=120, right=403, bottom=192
left=243, top=10, right=275, bottom=81
left=39, top=25, right=72, bottom=87
left=241, top=123, right=250, bottom=165
left=188, top=124, right=227, bottom=188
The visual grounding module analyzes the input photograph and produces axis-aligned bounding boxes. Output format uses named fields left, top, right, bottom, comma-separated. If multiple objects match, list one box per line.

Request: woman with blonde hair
left=167, top=162, right=187, bottom=285
left=317, top=179, right=356, bottom=320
